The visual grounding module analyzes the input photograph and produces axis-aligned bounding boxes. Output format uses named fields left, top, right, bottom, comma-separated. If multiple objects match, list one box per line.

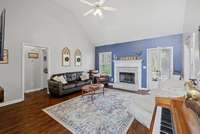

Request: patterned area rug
left=43, top=89, right=134, bottom=134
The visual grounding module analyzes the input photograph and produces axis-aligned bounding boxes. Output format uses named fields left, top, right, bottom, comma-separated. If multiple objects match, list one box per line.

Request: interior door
left=148, top=48, right=160, bottom=89
left=160, top=48, right=173, bottom=80
left=148, top=47, right=173, bottom=89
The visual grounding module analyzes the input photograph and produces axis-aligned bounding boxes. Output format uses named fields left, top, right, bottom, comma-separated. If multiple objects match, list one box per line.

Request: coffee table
left=81, top=84, right=104, bottom=102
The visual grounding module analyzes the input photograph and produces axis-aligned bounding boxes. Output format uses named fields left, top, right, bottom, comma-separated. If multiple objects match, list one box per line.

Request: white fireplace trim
left=113, top=60, right=142, bottom=90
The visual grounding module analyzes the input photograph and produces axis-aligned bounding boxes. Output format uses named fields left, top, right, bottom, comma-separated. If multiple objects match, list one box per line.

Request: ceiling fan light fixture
left=98, top=10, right=103, bottom=17
left=93, top=8, right=102, bottom=16
left=81, top=0, right=116, bottom=17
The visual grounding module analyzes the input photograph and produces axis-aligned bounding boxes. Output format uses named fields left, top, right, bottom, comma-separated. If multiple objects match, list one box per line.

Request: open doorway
left=22, top=44, right=49, bottom=94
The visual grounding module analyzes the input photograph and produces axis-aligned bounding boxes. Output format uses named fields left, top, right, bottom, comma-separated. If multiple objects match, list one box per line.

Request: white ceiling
left=53, top=0, right=186, bottom=46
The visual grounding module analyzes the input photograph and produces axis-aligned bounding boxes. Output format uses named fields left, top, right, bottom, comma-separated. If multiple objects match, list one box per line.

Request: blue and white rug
left=43, top=89, right=134, bottom=134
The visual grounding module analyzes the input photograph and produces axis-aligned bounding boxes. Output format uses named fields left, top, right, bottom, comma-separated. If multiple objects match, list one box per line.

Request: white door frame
left=147, top=47, right=173, bottom=89
left=22, top=43, right=51, bottom=100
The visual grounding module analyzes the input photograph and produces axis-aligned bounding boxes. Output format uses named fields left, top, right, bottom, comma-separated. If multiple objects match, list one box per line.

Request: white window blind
left=99, top=52, right=112, bottom=76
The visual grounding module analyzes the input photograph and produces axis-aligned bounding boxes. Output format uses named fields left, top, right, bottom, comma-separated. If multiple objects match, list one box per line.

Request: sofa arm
left=48, top=80, right=63, bottom=95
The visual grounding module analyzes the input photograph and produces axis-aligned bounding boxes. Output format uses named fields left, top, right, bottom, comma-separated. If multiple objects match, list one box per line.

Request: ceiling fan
left=80, top=0, right=116, bottom=18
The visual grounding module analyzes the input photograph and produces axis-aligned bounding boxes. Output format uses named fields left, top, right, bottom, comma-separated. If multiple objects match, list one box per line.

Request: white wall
left=0, top=0, right=94, bottom=106
left=183, top=0, right=200, bottom=33
left=183, top=0, right=200, bottom=80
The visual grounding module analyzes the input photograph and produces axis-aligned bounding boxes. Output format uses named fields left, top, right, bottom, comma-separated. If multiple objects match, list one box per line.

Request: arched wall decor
left=74, top=49, right=82, bottom=66
left=62, top=47, right=70, bottom=66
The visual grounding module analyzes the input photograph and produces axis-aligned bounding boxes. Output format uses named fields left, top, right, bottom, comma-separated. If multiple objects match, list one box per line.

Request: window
left=99, top=52, right=112, bottom=76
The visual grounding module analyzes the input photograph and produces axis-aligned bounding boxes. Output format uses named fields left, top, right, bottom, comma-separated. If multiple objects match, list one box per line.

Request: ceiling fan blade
left=102, top=6, right=116, bottom=11
left=80, top=0, right=94, bottom=6
left=99, top=0, right=107, bottom=5
left=84, top=9, right=95, bottom=16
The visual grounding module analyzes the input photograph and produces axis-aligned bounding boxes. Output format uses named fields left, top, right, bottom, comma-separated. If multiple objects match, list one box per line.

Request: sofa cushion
left=76, top=72, right=82, bottom=81
left=76, top=80, right=91, bottom=87
left=76, top=82, right=86, bottom=87
left=63, top=84, right=76, bottom=89
left=64, top=72, right=83, bottom=82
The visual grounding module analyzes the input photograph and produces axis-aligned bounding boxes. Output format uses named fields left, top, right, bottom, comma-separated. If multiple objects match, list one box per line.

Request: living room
left=0, top=0, right=200, bottom=134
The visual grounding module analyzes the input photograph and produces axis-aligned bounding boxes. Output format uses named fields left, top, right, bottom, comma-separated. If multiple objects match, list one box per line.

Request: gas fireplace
left=113, top=60, right=142, bottom=91
left=119, top=72, right=135, bottom=84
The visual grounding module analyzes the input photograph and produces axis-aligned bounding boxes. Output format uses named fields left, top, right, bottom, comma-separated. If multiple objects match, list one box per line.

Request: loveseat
left=48, top=72, right=91, bottom=96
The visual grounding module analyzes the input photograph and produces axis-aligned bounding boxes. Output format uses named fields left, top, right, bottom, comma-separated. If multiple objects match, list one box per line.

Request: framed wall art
left=0, top=49, right=8, bottom=64
left=74, top=49, right=82, bottom=66
left=28, top=52, right=39, bottom=59
left=62, top=47, right=70, bottom=66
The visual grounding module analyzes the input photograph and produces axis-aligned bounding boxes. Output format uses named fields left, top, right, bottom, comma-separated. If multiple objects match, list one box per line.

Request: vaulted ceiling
left=53, top=0, right=186, bottom=46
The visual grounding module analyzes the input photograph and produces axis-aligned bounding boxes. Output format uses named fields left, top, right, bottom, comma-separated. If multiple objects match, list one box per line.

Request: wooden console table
left=0, top=86, right=4, bottom=102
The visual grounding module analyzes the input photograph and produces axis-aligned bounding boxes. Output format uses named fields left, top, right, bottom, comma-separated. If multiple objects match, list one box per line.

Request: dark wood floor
left=0, top=89, right=148, bottom=134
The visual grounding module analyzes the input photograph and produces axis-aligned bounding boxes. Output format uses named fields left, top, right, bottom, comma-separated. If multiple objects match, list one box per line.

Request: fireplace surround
left=113, top=60, right=142, bottom=91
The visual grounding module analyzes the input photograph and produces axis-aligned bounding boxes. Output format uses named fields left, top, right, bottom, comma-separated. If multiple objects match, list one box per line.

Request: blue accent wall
left=95, top=34, right=183, bottom=88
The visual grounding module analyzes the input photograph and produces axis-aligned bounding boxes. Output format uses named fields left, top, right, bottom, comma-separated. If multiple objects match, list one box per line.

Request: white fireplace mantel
left=114, top=60, right=142, bottom=68
left=113, top=60, right=142, bottom=90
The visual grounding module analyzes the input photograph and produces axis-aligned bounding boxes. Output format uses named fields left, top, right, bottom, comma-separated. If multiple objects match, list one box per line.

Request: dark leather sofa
left=48, top=72, right=91, bottom=96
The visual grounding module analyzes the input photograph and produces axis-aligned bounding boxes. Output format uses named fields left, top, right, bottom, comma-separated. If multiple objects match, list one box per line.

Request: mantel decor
left=118, top=56, right=141, bottom=61
left=0, top=49, right=8, bottom=64
left=62, top=47, right=70, bottom=66
left=74, top=49, right=82, bottom=66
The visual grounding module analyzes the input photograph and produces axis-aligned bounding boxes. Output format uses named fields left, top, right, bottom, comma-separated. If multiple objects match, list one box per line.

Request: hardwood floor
left=0, top=89, right=148, bottom=134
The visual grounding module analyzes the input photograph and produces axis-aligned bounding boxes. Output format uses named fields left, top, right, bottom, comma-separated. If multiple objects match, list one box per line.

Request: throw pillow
left=58, top=76, right=68, bottom=84
left=80, top=73, right=89, bottom=81
left=52, top=76, right=61, bottom=82
left=93, top=73, right=101, bottom=77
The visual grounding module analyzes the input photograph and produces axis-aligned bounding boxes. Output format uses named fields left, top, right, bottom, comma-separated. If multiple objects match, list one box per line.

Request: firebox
left=119, top=72, right=135, bottom=84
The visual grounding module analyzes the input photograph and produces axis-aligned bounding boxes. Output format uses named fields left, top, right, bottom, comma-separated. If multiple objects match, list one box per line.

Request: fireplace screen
left=119, top=72, right=135, bottom=84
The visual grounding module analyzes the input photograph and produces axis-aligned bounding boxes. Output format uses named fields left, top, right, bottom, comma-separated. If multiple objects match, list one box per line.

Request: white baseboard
left=139, top=88, right=149, bottom=91
left=0, top=98, right=24, bottom=107
left=25, top=88, right=42, bottom=93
